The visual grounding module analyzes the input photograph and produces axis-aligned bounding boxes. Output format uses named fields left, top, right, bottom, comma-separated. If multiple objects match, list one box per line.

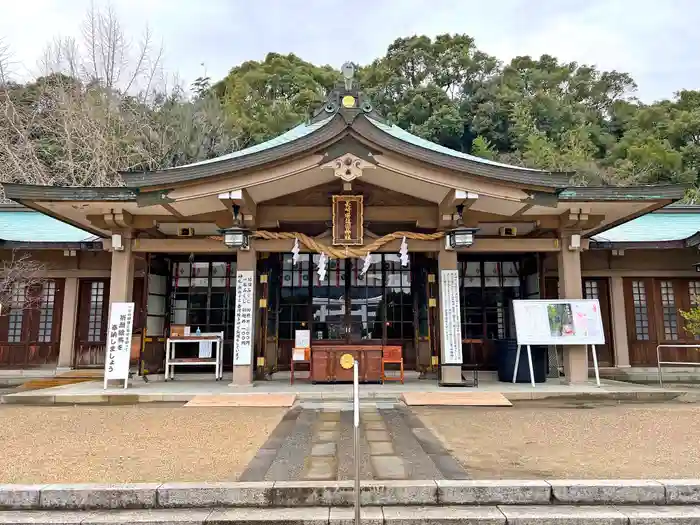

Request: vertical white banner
left=233, top=270, right=255, bottom=365
left=104, top=302, right=135, bottom=383
left=440, top=269, right=463, bottom=364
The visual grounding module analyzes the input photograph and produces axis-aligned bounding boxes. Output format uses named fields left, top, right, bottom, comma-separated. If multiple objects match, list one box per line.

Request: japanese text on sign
left=104, top=302, right=135, bottom=381
left=440, top=270, right=463, bottom=364
left=233, top=270, right=255, bottom=365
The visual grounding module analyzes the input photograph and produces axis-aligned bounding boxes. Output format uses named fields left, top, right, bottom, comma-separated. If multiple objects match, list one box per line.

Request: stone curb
left=1, top=505, right=700, bottom=524
left=1, top=480, right=699, bottom=510
left=0, top=390, right=687, bottom=406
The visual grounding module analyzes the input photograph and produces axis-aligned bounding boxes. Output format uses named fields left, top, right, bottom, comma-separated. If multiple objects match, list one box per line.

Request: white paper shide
left=104, top=302, right=135, bottom=381
left=440, top=269, right=463, bottom=364
left=233, top=270, right=255, bottom=365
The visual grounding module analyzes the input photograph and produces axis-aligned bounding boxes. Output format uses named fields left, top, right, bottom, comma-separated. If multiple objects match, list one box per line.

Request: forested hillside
left=1, top=6, right=699, bottom=196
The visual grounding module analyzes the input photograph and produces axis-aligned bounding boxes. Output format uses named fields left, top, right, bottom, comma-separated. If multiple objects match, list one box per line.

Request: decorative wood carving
left=322, top=153, right=375, bottom=182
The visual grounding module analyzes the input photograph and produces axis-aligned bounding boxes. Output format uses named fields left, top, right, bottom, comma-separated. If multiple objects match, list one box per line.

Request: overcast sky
left=1, top=0, right=698, bottom=102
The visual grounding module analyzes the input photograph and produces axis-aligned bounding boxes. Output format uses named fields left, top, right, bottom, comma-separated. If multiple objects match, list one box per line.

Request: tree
left=470, top=135, right=497, bottom=160
left=0, top=251, right=46, bottom=315
left=0, top=4, right=240, bottom=193
left=6, top=25, right=700, bottom=194
left=214, top=53, right=338, bottom=147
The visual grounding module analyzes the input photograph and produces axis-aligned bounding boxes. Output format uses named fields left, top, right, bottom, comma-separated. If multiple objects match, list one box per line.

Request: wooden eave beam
left=218, top=188, right=257, bottom=227
left=257, top=205, right=437, bottom=229
left=127, top=236, right=561, bottom=254
left=558, top=207, right=598, bottom=230
left=439, top=189, right=479, bottom=227
left=98, top=210, right=133, bottom=230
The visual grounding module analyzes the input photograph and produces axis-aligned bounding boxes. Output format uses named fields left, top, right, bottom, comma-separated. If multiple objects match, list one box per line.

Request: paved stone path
left=239, top=405, right=468, bottom=481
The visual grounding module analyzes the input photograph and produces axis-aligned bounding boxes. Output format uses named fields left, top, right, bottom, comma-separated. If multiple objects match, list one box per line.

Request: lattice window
left=660, top=281, right=678, bottom=340
left=632, top=280, right=649, bottom=341
left=584, top=280, right=600, bottom=299
left=279, top=254, right=312, bottom=340
left=383, top=254, right=410, bottom=340
left=37, top=281, right=57, bottom=342
left=689, top=281, right=700, bottom=306
left=87, top=281, right=105, bottom=342
left=7, top=282, right=26, bottom=343
left=459, top=259, right=521, bottom=341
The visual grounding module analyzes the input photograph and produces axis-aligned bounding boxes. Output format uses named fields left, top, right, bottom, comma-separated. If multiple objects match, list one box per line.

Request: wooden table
left=165, top=332, right=224, bottom=381
left=311, top=345, right=383, bottom=383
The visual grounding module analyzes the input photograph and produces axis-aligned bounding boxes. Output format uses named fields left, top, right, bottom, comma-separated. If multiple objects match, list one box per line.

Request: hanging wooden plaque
left=332, top=195, right=363, bottom=246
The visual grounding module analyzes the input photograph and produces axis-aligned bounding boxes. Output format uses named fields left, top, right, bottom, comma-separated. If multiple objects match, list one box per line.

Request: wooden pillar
left=231, top=246, right=256, bottom=386
left=557, top=233, right=588, bottom=383
left=438, top=247, right=462, bottom=384
left=57, top=277, right=79, bottom=369
left=610, top=276, right=631, bottom=368
left=108, top=232, right=135, bottom=304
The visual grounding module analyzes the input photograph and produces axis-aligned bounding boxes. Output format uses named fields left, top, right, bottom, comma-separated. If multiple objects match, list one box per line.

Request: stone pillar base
left=563, top=346, right=589, bottom=384
left=439, top=365, right=464, bottom=386
left=230, top=365, right=253, bottom=386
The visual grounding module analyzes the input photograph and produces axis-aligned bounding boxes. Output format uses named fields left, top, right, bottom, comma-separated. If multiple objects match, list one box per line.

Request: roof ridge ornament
left=310, top=61, right=384, bottom=124
left=341, top=62, right=356, bottom=91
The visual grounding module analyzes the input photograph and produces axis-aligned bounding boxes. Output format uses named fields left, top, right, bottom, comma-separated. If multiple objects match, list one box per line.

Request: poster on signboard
left=440, top=269, right=463, bottom=364
left=233, top=270, right=255, bottom=365
left=512, top=299, right=605, bottom=346
left=103, top=302, right=135, bottom=385
left=295, top=330, right=311, bottom=349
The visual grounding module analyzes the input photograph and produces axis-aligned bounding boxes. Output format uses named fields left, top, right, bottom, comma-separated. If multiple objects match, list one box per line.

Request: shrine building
left=0, top=65, right=695, bottom=386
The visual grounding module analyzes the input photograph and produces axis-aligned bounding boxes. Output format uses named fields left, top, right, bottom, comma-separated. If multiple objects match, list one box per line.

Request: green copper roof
left=166, top=116, right=334, bottom=170
left=121, top=115, right=341, bottom=187
left=366, top=117, right=544, bottom=173
left=560, top=185, right=687, bottom=201
left=0, top=210, right=97, bottom=243
left=593, top=210, right=700, bottom=243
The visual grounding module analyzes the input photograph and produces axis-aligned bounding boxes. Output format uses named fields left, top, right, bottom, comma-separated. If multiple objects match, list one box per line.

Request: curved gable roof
left=367, top=118, right=540, bottom=173
left=122, top=115, right=341, bottom=188
left=121, top=112, right=571, bottom=190
left=355, top=117, right=571, bottom=189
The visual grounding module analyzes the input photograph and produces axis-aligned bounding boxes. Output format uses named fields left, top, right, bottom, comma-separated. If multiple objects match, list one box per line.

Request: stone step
left=3, top=480, right=700, bottom=509
left=1, top=505, right=700, bottom=524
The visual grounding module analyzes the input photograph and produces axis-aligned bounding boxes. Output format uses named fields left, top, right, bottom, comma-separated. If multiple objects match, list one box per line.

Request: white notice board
left=103, top=302, right=135, bottom=387
left=295, top=330, right=310, bottom=349
left=233, top=270, right=255, bottom=365
left=440, top=269, right=463, bottom=364
left=513, top=299, right=605, bottom=346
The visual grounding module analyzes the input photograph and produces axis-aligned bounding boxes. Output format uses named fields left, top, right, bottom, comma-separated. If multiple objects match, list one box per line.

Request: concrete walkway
left=0, top=372, right=686, bottom=405
left=240, top=406, right=468, bottom=482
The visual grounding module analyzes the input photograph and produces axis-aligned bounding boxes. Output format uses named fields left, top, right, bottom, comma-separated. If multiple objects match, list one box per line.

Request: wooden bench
left=381, top=345, right=404, bottom=384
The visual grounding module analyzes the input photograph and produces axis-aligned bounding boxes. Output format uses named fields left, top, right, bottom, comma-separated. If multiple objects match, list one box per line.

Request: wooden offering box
left=311, top=345, right=383, bottom=383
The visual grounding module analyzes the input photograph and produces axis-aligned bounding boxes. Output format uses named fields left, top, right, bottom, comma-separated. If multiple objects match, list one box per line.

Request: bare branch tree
left=0, top=251, right=47, bottom=315
left=0, top=37, right=14, bottom=84
left=0, top=2, right=240, bottom=194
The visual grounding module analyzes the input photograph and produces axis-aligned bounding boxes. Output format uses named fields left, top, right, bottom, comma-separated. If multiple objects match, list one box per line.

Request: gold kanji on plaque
left=332, top=195, right=363, bottom=246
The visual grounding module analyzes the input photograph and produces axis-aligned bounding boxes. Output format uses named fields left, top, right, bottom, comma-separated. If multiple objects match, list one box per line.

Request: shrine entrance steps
left=239, top=404, right=469, bottom=482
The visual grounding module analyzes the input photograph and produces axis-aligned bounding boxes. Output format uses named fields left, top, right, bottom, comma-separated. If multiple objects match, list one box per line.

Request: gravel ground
left=414, top=401, right=700, bottom=479
left=0, top=405, right=285, bottom=483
